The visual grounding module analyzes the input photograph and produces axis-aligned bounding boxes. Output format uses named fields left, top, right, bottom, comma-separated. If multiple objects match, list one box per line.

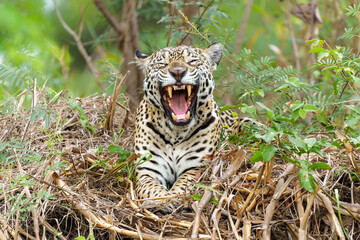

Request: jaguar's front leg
left=169, top=168, right=200, bottom=196
left=135, top=170, right=171, bottom=199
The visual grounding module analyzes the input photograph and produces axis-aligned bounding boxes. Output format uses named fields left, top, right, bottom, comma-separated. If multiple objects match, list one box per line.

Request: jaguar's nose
left=169, top=68, right=187, bottom=83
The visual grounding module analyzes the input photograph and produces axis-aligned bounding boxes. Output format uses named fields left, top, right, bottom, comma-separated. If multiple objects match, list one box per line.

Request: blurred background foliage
left=0, top=0, right=358, bottom=109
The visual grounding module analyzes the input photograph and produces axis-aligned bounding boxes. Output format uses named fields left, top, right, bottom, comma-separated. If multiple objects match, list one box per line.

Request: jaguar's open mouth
left=161, top=84, right=198, bottom=125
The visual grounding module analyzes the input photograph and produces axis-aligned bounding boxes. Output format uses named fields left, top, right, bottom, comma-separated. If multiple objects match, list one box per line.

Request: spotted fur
left=134, top=44, right=242, bottom=199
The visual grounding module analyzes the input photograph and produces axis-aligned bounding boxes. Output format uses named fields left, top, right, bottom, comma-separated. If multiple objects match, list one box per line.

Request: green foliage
left=68, top=99, right=97, bottom=133
left=75, top=234, right=96, bottom=240
left=108, top=145, right=131, bottom=161
left=218, top=3, right=360, bottom=193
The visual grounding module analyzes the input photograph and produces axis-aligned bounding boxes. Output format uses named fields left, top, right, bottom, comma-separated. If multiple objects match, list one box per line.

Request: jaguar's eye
left=160, top=62, right=168, bottom=68
left=187, top=59, right=198, bottom=65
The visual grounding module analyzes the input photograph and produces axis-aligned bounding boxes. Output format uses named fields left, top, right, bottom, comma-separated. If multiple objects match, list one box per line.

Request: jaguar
left=134, top=43, right=247, bottom=199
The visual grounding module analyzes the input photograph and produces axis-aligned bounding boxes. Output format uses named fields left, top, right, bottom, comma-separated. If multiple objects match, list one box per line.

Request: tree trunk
left=94, top=0, right=143, bottom=112
left=120, top=0, right=143, bottom=111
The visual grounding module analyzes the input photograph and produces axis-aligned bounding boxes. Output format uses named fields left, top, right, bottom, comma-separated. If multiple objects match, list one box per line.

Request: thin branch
left=53, top=0, right=105, bottom=92
left=105, top=70, right=130, bottom=131
left=93, top=0, right=124, bottom=36
left=178, top=0, right=214, bottom=45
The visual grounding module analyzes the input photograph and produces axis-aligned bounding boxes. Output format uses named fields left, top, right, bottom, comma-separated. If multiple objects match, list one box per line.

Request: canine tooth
left=185, top=111, right=190, bottom=120
left=167, top=86, right=173, bottom=98
left=172, top=113, right=177, bottom=121
left=187, top=85, right=192, bottom=96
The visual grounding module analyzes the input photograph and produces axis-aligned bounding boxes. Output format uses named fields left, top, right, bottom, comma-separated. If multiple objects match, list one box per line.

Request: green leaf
left=108, top=145, right=131, bottom=160
left=75, top=237, right=86, bottom=240
left=352, top=75, right=360, bottom=86
left=254, top=88, right=264, bottom=97
left=195, top=183, right=221, bottom=194
left=291, top=109, right=300, bottom=121
left=299, top=167, right=316, bottom=192
left=292, top=100, right=303, bottom=111
left=309, top=146, right=323, bottom=156
left=322, top=65, right=337, bottom=72
left=262, top=144, right=278, bottom=162
left=288, top=136, right=307, bottom=150
left=303, top=104, right=318, bottom=112
left=256, top=102, right=271, bottom=112
left=241, top=105, right=257, bottom=116
left=274, top=84, right=289, bottom=92
left=306, top=39, right=324, bottom=48
left=299, top=109, right=306, bottom=119
left=317, top=51, right=329, bottom=61
left=219, top=104, right=245, bottom=113
left=250, top=148, right=263, bottom=162
left=191, top=194, right=202, bottom=201
left=303, top=138, right=317, bottom=149
left=316, top=112, right=328, bottom=125
left=287, top=77, right=301, bottom=87
left=264, top=127, right=279, bottom=142
left=309, top=47, right=326, bottom=53
left=209, top=199, right=219, bottom=204
left=309, top=162, right=331, bottom=170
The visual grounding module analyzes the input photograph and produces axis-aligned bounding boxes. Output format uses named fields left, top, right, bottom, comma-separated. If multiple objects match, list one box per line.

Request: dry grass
left=0, top=89, right=359, bottom=239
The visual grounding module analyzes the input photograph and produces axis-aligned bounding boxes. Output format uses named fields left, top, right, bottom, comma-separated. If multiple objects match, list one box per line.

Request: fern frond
left=345, top=4, right=360, bottom=17
left=338, top=27, right=360, bottom=40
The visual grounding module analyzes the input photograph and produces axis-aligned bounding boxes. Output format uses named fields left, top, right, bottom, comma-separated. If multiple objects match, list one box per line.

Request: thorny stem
left=178, top=0, right=214, bottom=45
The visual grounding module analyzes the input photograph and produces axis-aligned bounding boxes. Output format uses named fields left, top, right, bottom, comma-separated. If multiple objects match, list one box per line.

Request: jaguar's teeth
left=185, top=111, right=190, bottom=120
left=187, top=85, right=192, bottom=97
left=172, top=113, right=177, bottom=121
left=167, top=86, right=173, bottom=98
left=173, top=85, right=185, bottom=90
left=168, top=99, right=172, bottom=108
left=188, top=99, right=191, bottom=107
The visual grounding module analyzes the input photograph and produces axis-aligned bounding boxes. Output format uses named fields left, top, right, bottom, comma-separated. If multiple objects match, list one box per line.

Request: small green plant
left=108, top=145, right=131, bottom=161
left=68, top=99, right=97, bottom=133
left=75, top=234, right=95, bottom=240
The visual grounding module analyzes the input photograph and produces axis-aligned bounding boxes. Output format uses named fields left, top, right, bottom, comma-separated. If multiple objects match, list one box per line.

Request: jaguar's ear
left=135, top=49, right=150, bottom=70
left=204, top=43, right=222, bottom=69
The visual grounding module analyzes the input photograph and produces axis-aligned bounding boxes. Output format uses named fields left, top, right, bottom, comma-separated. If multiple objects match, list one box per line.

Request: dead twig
left=191, top=148, right=246, bottom=239
left=106, top=71, right=130, bottom=130
left=262, top=175, right=296, bottom=240
left=54, top=0, right=105, bottom=92
left=317, top=191, right=346, bottom=240
left=299, top=186, right=319, bottom=240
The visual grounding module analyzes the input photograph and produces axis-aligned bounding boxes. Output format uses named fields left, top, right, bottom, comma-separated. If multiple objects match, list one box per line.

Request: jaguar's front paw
left=141, top=198, right=182, bottom=214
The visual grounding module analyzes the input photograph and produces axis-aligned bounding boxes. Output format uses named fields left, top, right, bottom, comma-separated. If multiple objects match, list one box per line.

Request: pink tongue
left=170, top=91, right=188, bottom=116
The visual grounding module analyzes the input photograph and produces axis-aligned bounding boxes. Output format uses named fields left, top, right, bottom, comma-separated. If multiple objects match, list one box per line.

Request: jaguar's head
left=136, top=43, right=222, bottom=126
